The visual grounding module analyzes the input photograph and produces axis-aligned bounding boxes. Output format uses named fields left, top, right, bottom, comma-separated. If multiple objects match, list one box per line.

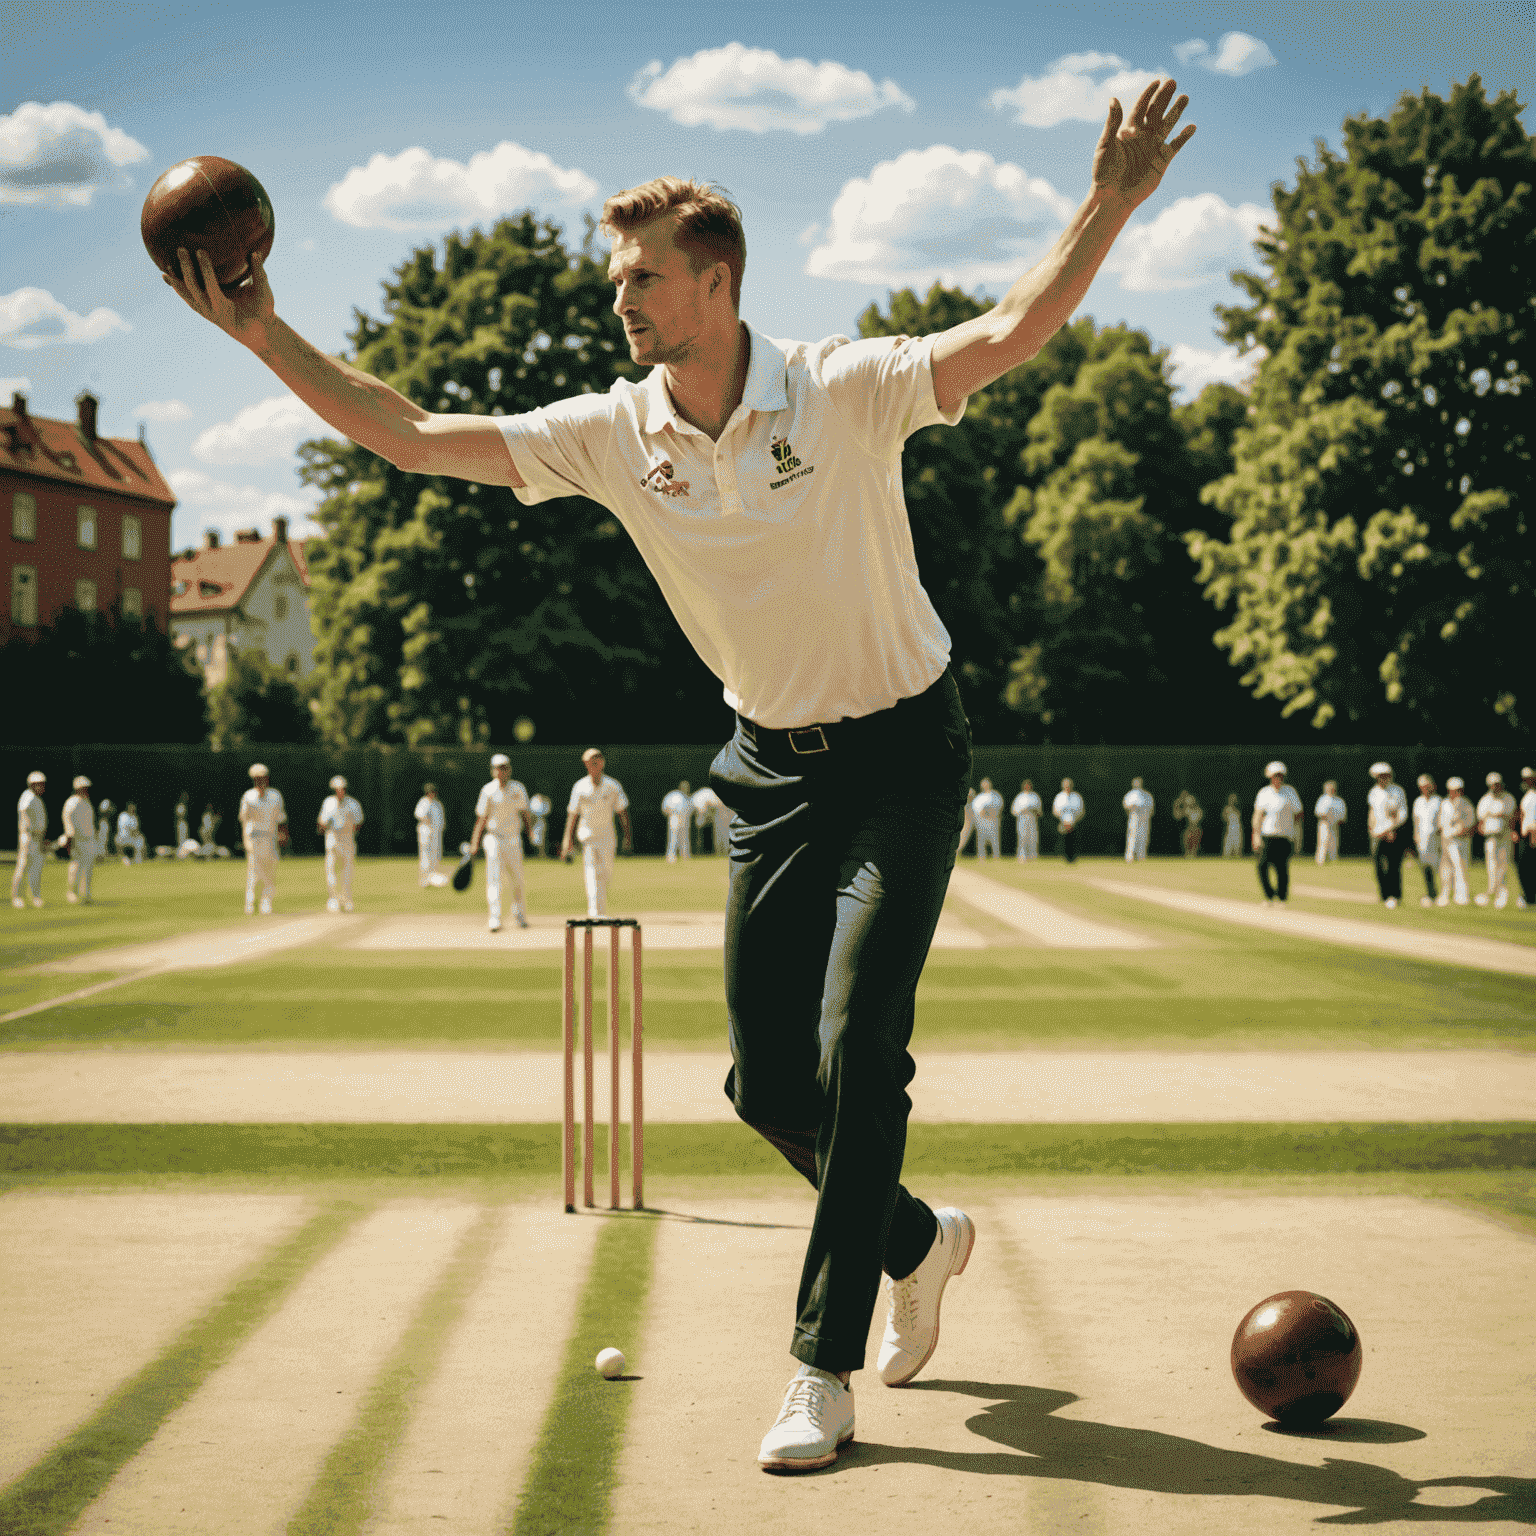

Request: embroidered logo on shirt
left=640, top=459, right=690, bottom=497
left=769, top=436, right=814, bottom=491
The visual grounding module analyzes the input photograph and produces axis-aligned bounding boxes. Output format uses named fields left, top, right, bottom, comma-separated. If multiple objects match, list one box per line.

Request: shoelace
left=887, top=1273, right=921, bottom=1338
left=775, top=1376, right=834, bottom=1426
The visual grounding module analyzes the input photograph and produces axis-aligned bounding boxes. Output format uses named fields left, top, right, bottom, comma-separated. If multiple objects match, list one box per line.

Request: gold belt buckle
left=787, top=725, right=830, bottom=755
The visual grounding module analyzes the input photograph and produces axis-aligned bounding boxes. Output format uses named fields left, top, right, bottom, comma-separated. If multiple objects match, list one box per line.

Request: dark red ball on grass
left=1231, top=1290, right=1362, bottom=1425
left=141, top=157, right=275, bottom=294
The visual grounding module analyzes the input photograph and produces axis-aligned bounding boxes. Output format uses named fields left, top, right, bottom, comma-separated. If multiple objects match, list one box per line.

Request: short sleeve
left=475, top=785, right=491, bottom=818
left=511, top=783, right=529, bottom=811
left=611, top=780, right=629, bottom=813
left=567, top=782, right=584, bottom=815
left=498, top=392, right=618, bottom=507
left=817, top=333, right=965, bottom=459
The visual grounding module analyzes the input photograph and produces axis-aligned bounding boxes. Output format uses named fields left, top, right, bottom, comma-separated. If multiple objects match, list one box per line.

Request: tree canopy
left=206, top=649, right=317, bottom=748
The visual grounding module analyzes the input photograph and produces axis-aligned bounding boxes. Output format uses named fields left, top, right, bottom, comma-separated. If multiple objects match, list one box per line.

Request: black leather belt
left=740, top=671, right=952, bottom=759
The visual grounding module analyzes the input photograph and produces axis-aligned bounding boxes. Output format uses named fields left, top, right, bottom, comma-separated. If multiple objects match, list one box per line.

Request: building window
left=11, top=565, right=38, bottom=626
left=122, top=587, right=143, bottom=617
left=122, top=514, right=142, bottom=560
left=77, top=505, right=97, bottom=549
left=12, top=493, right=36, bottom=541
left=274, top=592, right=289, bottom=620
left=75, top=578, right=97, bottom=611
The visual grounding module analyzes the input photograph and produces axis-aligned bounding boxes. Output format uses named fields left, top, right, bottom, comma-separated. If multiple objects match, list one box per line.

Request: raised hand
left=1092, top=78, right=1195, bottom=208
left=164, top=245, right=274, bottom=347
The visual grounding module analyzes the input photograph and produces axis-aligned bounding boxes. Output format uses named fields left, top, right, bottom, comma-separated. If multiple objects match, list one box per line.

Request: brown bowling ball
left=141, top=157, right=275, bottom=294
left=1232, top=1290, right=1362, bottom=1425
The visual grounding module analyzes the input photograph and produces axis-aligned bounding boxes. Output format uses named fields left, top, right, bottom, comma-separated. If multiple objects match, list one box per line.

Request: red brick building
left=2, top=391, right=177, bottom=643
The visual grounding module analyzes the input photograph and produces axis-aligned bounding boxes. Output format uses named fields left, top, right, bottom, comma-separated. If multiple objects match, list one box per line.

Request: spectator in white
left=1171, top=790, right=1203, bottom=858
left=1122, top=777, right=1154, bottom=862
left=1436, top=778, right=1475, bottom=906
left=972, top=778, right=1004, bottom=860
left=560, top=748, right=631, bottom=918
left=175, top=792, right=191, bottom=847
left=116, top=803, right=147, bottom=865
left=1221, top=793, right=1243, bottom=857
left=238, top=764, right=287, bottom=915
left=12, top=771, right=48, bottom=909
left=691, top=782, right=728, bottom=853
left=529, top=792, right=553, bottom=858
left=469, top=753, right=533, bottom=932
left=414, top=782, right=447, bottom=886
left=956, top=787, right=977, bottom=856
left=1011, top=779, right=1042, bottom=861
left=1411, top=774, right=1443, bottom=908
left=1517, top=766, right=1536, bottom=911
left=1314, top=781, right=1347, bottom=864
left=96, top=798, right=115, bottom=860
left=662, top=780, right=694, bottom=863
left=317, top=775, right=364, bottom=913
left=1366, top=762, right=1409, bottom=909
left=1251, top=761, right=1303, bottom=903
left=61, top=775, right=98, bottom=904
left=1474, top=771, right=1517, bottom=909
left=1053, top=778, right=1085, bottom=863
left=199, top=803, right=228, bottom=858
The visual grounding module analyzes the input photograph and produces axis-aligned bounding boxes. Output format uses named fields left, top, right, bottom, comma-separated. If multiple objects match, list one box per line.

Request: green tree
left=1189, top=77, right=1533, bottom=737
left=300, top=214, right=731, bottom=748
left=206, top=649, right=317, bottom=748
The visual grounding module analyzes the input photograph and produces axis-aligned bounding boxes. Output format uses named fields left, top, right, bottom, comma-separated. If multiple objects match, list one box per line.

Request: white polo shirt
left=319, top=794, right=364, bottom=846
left=1254, top=784, right=1303, bottom=838
left=1011, top=790, right=1041, bottom=819
left=1367, top=782, right=1409, bottom=838
left=498, top=325, right=964, bottom=729
left=973, top=789, right=1003, bottom=825
left=239, top=787, right=285, bottom=839
left=17, top=789, right=46, bottom=839
left=476, top=779, right=529, bottom=838
left=568, top=775, right=628, bottom=845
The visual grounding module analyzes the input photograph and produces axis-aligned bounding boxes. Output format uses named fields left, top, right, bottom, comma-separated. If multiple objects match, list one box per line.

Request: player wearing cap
left=691, top=782, right=729, bottom=854
left=12, top=771, right=48, bottom=909
left=561, top=749, right=631, bottom=918
left=175, top=792, right=191, bottom=848
left=469, top=754, right=533, bottom=932
left=1474, top=771, right=1517, bottom=909
left=317, top=775, right=364, bottom=913
left=116, top=803, right=146, bottom=865
left=1221, top=793, right=1243, bottom=857
left=662, top=780, right=693, bottom=863
left=61, top=775, right=98, bottom=904
left=1171, top=790, right=1203, bottom=858
left=972, top=778, right=1004, bottom=860
left=956, top=786, right=977, bottom=856
left=1366, top=762, right=1409, bottom=909
left=96, top=799, right=115, bottom=861
left=1313, top=781, right=1347, bottom=865
left=1122, top=777, right=1154, bottom=862
left=239, top=764, right=287, bottom=915
left=1436, top=778, right=1475, bottom=906
left=1252, top=761, right=1303, bottom=902
left=1516, top=767, right=1536, bottom=911
left=1053, top=778, right=1085, bottom=863
left=414, top=784, right=447, bottom=886
left=1011, top=779, right=1042, bottom=861
left=1410, top=774, right=1443, bottom=908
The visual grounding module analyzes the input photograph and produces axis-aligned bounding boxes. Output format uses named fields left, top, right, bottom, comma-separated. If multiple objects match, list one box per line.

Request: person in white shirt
left=529, top=792, right=553, bottom=859
left=956, top=787, right=977, bottom=856
left=164, top=79, right=1198, bottom=1472
left=561, top=749, right=632, bottom=917
left=1474, top=770, right=1517, bottom=909
left=469, top=753, right=533, bottom=932
left=175, top=793, right=191, bottom=847
left=238, top=764, right=287, bottom=915
left=972, top=779, right=1004, bottom=860
left=1251, top=761, right=1303, bottom=902
left=317, top=775, right=365, bottom=912
left=1221, top=793, right=1243, bottom=857
left=96, top=798, right=115, bottom=861
left=116, top=803, right=146, bottom=865
left=61, top=775, right=98, bottom=904
left=1011, top=779, right=1042, bottom=861
left=414, top=783, right=447, bottom=886
left=1517, top=766, right=1536, bottom=910
left=1171, top=790, right=1203, bottom=858
left=1053, top=778, right=1085, bottom=863
left=12, top=771, right=48, bottom=908
left=662, top=780, right=694, bottom=863
left=691, top=782, right=730, bottom=854
left=1436, top=778, right=1476, bottom=906
left=1121, top=777, right=1154, bottom=862
left=1313, top=781, right=1347, bottom=865
left=1366, top=761, right=1409, bottom=909
left=1410, top=774, right=1443, bottom=908
left=198, top=803, right=229, bottom=859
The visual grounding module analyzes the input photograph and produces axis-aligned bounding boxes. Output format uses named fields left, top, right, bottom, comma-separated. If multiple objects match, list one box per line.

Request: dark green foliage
left=206, top=647, right=317, bottom=747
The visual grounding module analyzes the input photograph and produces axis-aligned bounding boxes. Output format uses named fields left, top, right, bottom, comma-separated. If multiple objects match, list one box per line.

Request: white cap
left=1486, top=770, right=1503, bottom=785
left=27, top=770, right=45, bottom=784
left=490, top=753, right=510, bottom=768
left=1369, top=761, right=1392, bottom=777
left=1416, top=773, right=1434, bottom=786
left=1447, top=777, right=1464, bottom=790
left=1264, top=761, right=1286, bottom=778
left=1522, top=766, right=1535, bottom=780
left=73, top=775, right=92, bottom=789
left=581, top=747, right=603, bottom=762
left=329, top=775, right=347, bottom=790
left=249, top=763, right=269, bottom=778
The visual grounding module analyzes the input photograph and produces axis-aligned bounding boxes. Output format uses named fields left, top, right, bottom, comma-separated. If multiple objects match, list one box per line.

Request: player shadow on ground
left=833, top=1381, right=1534, bottom=1525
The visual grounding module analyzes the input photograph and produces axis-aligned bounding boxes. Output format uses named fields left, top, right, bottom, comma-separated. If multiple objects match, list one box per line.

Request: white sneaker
left=1436, top=895, right=1449, bottom=907
left=326, top=897, right=340, bottom=913
left=758, top=1367, right=854, bottom=1473
left=343, top=901, right=354, bottom=913
left=11, top=897, right=24, bottom=909
left=259, top=899, right=272, bottom=915
left=245, top=903, right=255, bottom=917
left=1519, top=898, right=1529, bottom=910
left=877, top=1206, right=976, bottom=1386
left=1385, top=897, right=1397, bottom=909
left=1420, top=896, right=1434, bottom=908
left=489, top=917, right=501, bottom=933
left=515, top=910, right=527, bottom=928
left=1475, top=893, right=1489, bottom=906
left=1495, top=891, right=1508, bottom=909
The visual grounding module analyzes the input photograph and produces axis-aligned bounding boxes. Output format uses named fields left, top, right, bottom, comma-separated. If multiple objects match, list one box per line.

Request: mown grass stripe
left=285, top=1203, right=503, bottom=1536
left=0, top=1200, right=369, bottom=1536
left=511, top=1213, right=658, bottom=1536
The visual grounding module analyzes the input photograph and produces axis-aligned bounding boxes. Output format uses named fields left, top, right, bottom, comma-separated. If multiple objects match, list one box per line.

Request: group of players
left=9, top=769, right=160, bottom=908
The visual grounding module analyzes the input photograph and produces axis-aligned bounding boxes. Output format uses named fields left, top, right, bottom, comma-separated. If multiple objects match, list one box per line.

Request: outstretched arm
left=932, top=78, right=1195, bottom=414
left=164, top=248, right=523, bottom=487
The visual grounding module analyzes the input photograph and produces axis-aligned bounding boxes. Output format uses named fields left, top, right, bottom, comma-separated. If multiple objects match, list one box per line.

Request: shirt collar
left=640, top=323, right=788, bottom=435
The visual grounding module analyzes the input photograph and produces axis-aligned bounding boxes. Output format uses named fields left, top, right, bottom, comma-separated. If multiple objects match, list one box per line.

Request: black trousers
left=710, top=670, right=970, bottom=1371
left=1257, top=836, right=1292, bottom=900
left=1373, top=834, right=1408, bottom=900
left=1061, top=826, right=1079, bottom=862
left=1518, top=840, right=1536, bottom=904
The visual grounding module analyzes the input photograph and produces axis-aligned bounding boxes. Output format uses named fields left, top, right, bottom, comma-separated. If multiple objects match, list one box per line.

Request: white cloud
left=0, top=287, right=130, bottom=349
left=1173, top=33, right=1277, bottom=76
left=1, top=375, right=31, bottom=396
left=989, top=52, right=1161, bottom=129
left=131, top=398, right=193, bottom=423
left=0, top=101, right=149, bottom=207
left=629, top=43, right=914, bottom=134
left=324, top=142, right=597, bottom=231
left=1166, top=342, right=1264, bottom=398
left=1106, top=193, right=1271, bottom=291
left=805, top=146, right=1075, bottom=287
left=168, top=468, right=323, bottom=541
left=191, top=394, right=332, bottom=466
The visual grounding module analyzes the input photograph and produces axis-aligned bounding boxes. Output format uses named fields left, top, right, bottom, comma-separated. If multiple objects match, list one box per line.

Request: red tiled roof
left=0, top=402, right=176, bottom=506
left=170, top=535, right=311, bottom=615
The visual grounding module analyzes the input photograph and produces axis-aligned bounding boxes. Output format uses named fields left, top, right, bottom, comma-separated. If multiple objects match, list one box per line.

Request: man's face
left=252, top=775, right=268, bottom=791
left=493, top=765, right=510, bottom=785
left=1420, top=781, right=1436, bottom=795
left=1270, top=774, right=1284, bottom=788
left=586, top=755, right=605, bottom=783
left=1062, top=779, right=1073, bottom=792
left=1375, top=773, right=1392, bottom=788
left=609, top=214, right=717, bottom=367
left=1449, top=785, right=1463, bottom=799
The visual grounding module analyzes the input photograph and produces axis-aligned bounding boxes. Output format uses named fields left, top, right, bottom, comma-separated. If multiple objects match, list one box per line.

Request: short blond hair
left=601, top=177, right=746, bottom=310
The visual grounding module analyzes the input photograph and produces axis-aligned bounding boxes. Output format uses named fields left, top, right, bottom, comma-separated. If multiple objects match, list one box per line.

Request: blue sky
left=4, top=0, right=1530, bottom=551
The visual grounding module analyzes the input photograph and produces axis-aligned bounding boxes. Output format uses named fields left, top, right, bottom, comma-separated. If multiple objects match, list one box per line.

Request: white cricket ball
left=595, top=1347, right=626, bottom=1379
